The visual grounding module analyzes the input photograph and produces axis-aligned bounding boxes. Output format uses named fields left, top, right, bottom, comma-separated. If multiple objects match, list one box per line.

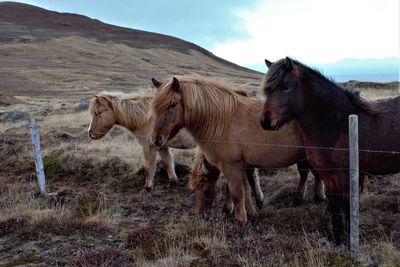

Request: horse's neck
left=185, top=99, right=260, bottom=142
left=113, top=98, right=151, bottom=132
left=297, top=79, right=351, bottom=141
left=185, top=119, right=215, bottom=142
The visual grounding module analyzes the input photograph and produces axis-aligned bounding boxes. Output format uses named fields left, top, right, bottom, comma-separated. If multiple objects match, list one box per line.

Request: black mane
left=264, top=58, right=386, bottom=114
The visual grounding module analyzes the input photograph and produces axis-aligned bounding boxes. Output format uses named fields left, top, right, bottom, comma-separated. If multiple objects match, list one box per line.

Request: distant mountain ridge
left=317, top=57, right=399, bottom=82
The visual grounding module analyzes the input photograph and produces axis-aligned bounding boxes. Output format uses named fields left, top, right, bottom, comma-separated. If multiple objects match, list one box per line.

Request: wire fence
left=7, top=109, right=396, bottom=191
left=9, top=113, right=397, bottom=187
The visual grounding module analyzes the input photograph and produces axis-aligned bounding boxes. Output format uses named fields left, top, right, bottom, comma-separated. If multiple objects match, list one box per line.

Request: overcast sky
left=5, top=0, right=400, bottom=77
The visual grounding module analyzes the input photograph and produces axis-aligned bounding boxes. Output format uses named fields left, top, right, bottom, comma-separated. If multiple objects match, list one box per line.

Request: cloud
left=211, top=0, right=400, bottom=65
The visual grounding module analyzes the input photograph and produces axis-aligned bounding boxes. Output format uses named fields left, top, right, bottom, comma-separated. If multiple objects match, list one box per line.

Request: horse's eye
left=282, top=86, right=291, bottom=92
left=169, top=102, right=177, bottom=108
left=95, top=111, right=102, bottom=116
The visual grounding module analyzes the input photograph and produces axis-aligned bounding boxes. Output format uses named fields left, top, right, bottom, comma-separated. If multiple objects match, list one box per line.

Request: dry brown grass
left=0, top=85, right=399, bottom=266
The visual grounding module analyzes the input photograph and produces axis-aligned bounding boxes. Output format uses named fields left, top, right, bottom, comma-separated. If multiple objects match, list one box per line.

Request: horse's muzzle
left=260, top=117, right=280, bottom=131
left=260, top=117, right=272, bottom=130
left=88, top=131, right=99, bottom=139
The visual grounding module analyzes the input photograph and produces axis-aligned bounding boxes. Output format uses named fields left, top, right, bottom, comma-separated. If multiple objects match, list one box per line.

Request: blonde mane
left=90, top=91, right=153, bottom=130
left=152, top=75, right=255, bottom=140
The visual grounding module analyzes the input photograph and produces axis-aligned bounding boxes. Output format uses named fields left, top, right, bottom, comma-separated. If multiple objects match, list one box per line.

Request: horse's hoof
left=256, top=198, right=264, bottom=210
left=233, top=221, right=248, bottom=235
left=145, top=186, right=153, bottom=192
left=292, top=195, right=304, bottom=206
left=248, top=214, right=258, bottom=223
left=222, top=206, right=234, bottom=217
left=168, top=179, right=178, bottom=186
left=314, top=194, right=326, bottom=203
left=197, top=212, right=210, bottom=220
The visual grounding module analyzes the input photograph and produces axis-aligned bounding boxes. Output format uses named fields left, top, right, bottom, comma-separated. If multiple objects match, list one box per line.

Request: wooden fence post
left=349, top=114, right=359, bottom=253
left=28, top=116, right=46, bottom=194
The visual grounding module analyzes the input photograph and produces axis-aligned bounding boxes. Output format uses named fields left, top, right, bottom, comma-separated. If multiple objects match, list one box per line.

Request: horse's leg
left=143, top=144, right=157, bottom=190
left=159, top=147, right=178, bottom=185
left=222, top=183, right=234, bottom=215
left=295, top=160, right=309, bottom=204
left=246, top=168, right=264, bottom=210
left=311, top=170, right=326, bottom=202
left=220, top=164, right=247, bottom=226
left=243, top=174, right=257, bottom=217
left=326, top=192, right=344, bottom=246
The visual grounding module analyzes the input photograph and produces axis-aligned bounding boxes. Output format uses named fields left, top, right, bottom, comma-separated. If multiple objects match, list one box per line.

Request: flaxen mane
left=90, top=91, right=153, bottom=130
left=152, top=75, right=255, bottom=140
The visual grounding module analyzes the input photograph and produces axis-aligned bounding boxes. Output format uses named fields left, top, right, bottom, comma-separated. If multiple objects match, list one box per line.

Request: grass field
left=0, top=85, right=399, bottom=266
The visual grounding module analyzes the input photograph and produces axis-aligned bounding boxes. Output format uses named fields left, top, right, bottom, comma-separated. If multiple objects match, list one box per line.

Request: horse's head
left=88, top=95, right=116, bottom=139
left=189, top=152, right=219, bottom=215
left=260, top=57, right=303, bottom=131
left=150, top=77, right=185, bottom=147
left=194, top=182, right=216, bottom=215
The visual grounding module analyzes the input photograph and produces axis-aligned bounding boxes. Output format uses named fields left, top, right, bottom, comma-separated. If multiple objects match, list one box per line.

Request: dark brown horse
left=259, top=57, right=400, bottom=246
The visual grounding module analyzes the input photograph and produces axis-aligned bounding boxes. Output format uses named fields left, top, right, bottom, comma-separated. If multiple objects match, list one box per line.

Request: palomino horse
left=88, top=91, right=196, bottom=189
left=260, top=57, right=400, bottom=246
left=150, top=75, right=324, bottom=225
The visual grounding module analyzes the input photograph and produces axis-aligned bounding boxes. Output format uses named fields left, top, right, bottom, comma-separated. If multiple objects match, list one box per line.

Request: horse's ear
left=151, top=78, right=162, bottom=89
left=171, top=77, right=180, bottom=93
left=97, top=95, right=112, bottom=109
left=285, top=57, right=293, bottom=71
left=265, top=59, right=272, bottom=68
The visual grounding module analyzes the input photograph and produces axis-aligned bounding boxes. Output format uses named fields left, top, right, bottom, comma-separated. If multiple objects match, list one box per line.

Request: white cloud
left=212, top=0, right=399, bottom=65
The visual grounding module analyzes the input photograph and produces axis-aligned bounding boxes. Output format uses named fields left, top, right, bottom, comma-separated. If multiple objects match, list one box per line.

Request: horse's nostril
left=88, top=131, right=96, bottom=139
left=260, top=117, right=271, bottom=130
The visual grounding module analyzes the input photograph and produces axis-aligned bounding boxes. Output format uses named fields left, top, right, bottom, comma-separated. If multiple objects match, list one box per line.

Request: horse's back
left=359, top=96, right=400, bottom=174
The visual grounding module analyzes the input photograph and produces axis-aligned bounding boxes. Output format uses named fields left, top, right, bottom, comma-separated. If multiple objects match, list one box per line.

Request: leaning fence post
left=28, top=116, right=46, bottom=194
left=349, top=114, right=359, bottom=253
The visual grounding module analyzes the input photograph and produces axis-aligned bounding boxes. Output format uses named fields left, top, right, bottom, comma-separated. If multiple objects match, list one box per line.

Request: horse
left=259, top=57, right=400, bottom=246
left=150, top=74, right=325, bottom=225
left=88, top=90, right=265, bottom=213
left=88, top=91, right=197, bottom=190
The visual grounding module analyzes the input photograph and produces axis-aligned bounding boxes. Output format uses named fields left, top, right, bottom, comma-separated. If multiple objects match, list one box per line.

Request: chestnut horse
left=150, top=75, right=324, bottom=225
left=260, top=57, right=400, bottom=246
left=88, top=91, right=196, bottom=189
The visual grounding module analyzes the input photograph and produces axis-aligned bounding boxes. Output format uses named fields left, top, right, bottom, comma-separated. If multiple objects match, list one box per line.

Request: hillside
left=0, top=2, right=263, bottom=98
